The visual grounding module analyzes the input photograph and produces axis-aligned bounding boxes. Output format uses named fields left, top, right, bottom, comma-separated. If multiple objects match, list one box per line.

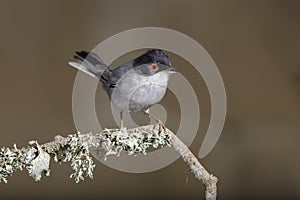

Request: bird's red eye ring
left=150, top=63, right=159, bottom=72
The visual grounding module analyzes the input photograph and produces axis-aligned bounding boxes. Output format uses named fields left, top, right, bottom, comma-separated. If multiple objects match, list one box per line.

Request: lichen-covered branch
left=0, top=125, right=217, bottom=200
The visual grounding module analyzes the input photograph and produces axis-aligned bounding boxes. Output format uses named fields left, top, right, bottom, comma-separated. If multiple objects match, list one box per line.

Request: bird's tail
left=68, top=50, right=109, bottom=79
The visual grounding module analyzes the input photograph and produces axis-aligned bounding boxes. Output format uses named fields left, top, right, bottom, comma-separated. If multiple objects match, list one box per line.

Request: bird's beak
left=167, top=67, right=179, bottom=74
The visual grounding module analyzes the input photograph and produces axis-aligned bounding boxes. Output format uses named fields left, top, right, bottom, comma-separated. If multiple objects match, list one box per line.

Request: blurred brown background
left=0, top=0, right=300, bottom=199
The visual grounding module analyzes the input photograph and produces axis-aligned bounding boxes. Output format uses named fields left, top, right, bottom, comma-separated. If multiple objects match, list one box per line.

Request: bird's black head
left=134, top=49, right=171, bottom=67
left=133, top=49, right=176, bottom=76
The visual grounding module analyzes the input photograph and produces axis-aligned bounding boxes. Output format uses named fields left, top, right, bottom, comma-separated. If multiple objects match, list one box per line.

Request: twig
left=166, top=128, right=217, bottom=200
left=138, top=125, right=218, bottom=200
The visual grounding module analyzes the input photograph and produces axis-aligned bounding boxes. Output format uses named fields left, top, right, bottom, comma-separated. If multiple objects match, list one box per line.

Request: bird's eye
left=150, top=63, right=159, bottom=72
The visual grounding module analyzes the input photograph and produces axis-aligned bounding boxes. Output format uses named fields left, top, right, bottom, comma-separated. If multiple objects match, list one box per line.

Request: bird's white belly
left=129, top=83, right=167, bottom=111
left=110, top=70, right=169, bottom=111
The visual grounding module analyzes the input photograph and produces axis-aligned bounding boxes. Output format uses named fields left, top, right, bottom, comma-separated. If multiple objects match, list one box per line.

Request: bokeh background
left=0, top=0, right=300, bottom=199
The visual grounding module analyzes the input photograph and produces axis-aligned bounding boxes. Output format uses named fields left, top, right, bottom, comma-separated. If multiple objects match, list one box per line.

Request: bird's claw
left=156, top=119, right=166, bottom=133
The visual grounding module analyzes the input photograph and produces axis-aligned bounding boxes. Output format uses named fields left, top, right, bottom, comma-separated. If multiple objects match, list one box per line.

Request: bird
left=68, top=49, right=178, bottom=131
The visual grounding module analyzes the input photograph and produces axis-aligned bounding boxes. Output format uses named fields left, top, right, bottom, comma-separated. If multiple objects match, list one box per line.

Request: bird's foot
left=143, top=109, right=166, bottom=133
left=155, top=119, right=166, bottom=134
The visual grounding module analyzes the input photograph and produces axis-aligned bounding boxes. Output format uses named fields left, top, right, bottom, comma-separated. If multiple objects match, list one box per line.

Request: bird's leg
left=143, top=109, right=166, bottom=133
left=120, top=111, right=125, bottom=129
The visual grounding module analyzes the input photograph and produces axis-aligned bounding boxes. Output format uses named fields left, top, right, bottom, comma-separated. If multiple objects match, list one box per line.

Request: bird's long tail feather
left=68, top=50, right=109, bottom=79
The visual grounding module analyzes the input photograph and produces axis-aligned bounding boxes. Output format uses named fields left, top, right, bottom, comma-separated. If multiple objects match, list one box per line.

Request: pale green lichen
left=96, top=127, right=171, bottom=159
left=0, top=145, right=24, bottom=183
left=58, top=133, right=95, bottom=183
left=0, top=142, right=50, bottom=183
left=0, top=127, right=171, bottom=184
left=26, top=141, right=51, bottom=181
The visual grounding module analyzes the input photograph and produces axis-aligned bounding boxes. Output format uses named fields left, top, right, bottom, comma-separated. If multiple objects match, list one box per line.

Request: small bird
left=69, top=49, right=177, bottom=130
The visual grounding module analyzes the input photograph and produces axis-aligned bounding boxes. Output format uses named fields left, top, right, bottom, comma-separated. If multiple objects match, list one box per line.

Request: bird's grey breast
left=110, top=69, right=170, bottom=111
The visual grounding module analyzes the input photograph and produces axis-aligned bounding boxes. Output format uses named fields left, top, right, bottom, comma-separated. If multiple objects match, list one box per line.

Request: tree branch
left=0, top=125, right=217, bottom=200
